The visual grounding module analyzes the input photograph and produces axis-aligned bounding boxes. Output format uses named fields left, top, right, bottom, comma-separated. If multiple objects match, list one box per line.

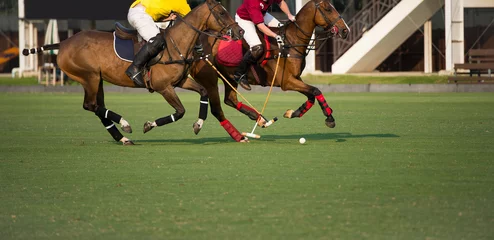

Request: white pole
left=18, top=0, right=25, bottom=76
left=445, top=0, right=453, bottom=71
left=424, top=20, right=432, bottom=73
left=28, top=22, right=34, bottom=71
left=452, top=0, right=464, bottom=66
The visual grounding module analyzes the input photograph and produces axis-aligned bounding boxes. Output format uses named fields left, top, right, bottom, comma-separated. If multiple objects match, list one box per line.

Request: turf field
left=1, top=92, right=493, bottom=239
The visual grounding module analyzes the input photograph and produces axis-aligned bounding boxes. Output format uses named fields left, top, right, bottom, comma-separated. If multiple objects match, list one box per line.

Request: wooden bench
left=448, top=49, right=494, bottom=83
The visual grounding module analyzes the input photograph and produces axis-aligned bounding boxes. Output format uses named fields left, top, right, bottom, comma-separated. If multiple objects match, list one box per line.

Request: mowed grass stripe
left=0, top=92, right=493, bottom=239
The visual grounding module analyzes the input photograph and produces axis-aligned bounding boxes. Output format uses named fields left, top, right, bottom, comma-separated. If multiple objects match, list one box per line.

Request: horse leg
left=281, top=77, right=336, bottom=128
left=143, top=85, right=186, bottom=134
left=223, top=84, right=269, bottom=127
left=65, top=72, right=135, bottom=145
left=190, top=64, right=247, bottom=142
left=93, top=81, right=135, bottom=145
left=209, top=82, right=246, bottom=142
left=176, top=75, right=208, bottom=135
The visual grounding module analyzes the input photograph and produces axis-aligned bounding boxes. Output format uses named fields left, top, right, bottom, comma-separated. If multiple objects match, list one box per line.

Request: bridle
left=156, top=0, right=240, bottom=86
left=315, top=1, right=342, bottom=32
left=280, top=0, right=344, bottom=58
left=174, top=1, right=239, bottom=41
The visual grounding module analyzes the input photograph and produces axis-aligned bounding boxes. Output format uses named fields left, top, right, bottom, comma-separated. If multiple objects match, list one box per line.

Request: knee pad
left=250, top=45, right=264, bottom=60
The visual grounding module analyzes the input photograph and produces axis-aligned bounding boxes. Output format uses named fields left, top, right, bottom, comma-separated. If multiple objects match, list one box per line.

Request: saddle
left=113, top=22, right=164, bottom=66
left=215, top=31, right=279, bottom=86
left=113, top=22, right=166, bottom=91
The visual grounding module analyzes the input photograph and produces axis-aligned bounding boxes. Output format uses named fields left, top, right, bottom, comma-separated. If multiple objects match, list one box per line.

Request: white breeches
left=235, top=13, right=280, bottom=49
left=127, top=4, right=160, bottom=41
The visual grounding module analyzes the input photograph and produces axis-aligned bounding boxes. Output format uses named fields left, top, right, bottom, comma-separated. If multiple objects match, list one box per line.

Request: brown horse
left=190, top=0, right=349, bottom=141
left=22, top=0, right=243, bottom=145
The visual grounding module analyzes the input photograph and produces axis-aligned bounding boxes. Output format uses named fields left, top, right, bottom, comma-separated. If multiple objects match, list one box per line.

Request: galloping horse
left=190, top=0, right=349, bottom=140
left=22, top=0, right=243, bottom=145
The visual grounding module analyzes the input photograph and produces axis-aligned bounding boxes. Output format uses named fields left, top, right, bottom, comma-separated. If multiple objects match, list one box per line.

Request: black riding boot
left=233, top=51, right=256, bottom=91
left=125, top=34, right=166, bottom=87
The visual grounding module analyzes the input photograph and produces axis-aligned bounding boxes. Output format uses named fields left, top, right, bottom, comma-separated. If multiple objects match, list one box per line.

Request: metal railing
left=333, top=0, right=401, bottom=61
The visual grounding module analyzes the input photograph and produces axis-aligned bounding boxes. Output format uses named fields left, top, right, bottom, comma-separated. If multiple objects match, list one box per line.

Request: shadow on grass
left=260, top=132, right=399, bottom=143
left=134, top=132, right=399, bottom=145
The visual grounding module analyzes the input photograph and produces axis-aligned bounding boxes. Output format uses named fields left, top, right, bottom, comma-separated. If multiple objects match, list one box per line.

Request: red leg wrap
left=315, top=94, right=333, bottom=116
left=236, top=102, right=258, bottom=115
left=220, top=120, right=243, bottom=142
left=299, top=100, right=314, bottom=117
left=236, top=102, right=260, bottom=120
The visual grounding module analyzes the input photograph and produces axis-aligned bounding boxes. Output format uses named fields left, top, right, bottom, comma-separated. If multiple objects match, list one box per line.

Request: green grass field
left=1, top=92, right=493, bottom=239
left=0, top=74, right=449, bottom=86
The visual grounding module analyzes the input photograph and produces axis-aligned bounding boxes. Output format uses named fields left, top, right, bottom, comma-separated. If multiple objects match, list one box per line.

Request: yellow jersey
left=130, top=0, right=191, bottom=21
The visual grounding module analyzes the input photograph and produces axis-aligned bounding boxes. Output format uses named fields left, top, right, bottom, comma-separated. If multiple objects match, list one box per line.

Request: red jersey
left=236, top=0, right=282, bottom=25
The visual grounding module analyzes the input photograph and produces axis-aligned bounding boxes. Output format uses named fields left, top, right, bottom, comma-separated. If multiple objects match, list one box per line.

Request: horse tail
left=21, top=43, right=60, bottom=56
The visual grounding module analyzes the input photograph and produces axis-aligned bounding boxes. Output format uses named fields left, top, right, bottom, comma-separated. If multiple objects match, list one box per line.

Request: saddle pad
left=113, top=32, right=134, bottom=62
left=261, top=34, right=272, bottom=67
left=216, top=36, right=243, bottom=67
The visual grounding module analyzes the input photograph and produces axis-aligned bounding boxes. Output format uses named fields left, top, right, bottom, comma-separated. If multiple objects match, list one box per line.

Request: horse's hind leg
left=65, top=71, right=135, bottom=145
left=92, top=80, right=135, bottom=144
left=282, top=77, right=335, bottom=128
left=176, top=75, right=209, bottom=135
left=190, top=62, right=247, bottom=142
left=143, top=85, right=186, bottom=134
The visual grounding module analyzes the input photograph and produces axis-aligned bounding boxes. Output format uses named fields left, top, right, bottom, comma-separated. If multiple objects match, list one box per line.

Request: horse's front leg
left=223, top=83, right=270, bottom=127
left=281, top=77, right=335, bottom=128
left=177, top=75, right=209, bottom=135
left=143, top=85, right=186, bottom=133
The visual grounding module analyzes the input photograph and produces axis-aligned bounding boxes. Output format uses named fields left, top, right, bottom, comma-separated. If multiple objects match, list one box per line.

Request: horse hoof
left=143, top=121, right=154, bottom=134
left=325, top=115, right=336, bottom=128
left=121, top=125, right=133, bottom=133
left=193, top=122, right=202, bottom=135
left=240, top=137, right=250, bottom=143
left=123, top=140, right=135, bottom=145
left=284, top=109, right=294, bottom=118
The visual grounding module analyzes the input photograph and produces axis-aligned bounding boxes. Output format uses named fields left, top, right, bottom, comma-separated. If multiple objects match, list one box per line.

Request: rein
left=173, top=2, right=237, bottom=41
left=272, top=0, right=343, bottom=59
left=157, top=1, right=237, bottom=65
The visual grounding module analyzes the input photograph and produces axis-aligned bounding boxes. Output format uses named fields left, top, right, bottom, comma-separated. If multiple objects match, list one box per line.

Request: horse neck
left=166, top=4, right=209, bottom=55
left=286, top=4, right=317, bottom=49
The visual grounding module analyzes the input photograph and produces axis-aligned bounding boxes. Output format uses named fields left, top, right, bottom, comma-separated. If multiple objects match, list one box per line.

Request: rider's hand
left=288, top=15, right=296, bottom=22
left=275, top=35, right=284, bottom=48
left=166, top=13, right=177, bottom=21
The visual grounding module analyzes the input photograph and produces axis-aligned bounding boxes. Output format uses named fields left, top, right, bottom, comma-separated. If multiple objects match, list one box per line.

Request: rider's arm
left=278, top=0, right=296, bottom=21
left=256, top=23, right=278, bottom=38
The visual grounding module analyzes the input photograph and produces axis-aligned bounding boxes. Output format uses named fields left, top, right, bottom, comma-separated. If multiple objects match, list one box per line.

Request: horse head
left=313, top=0, right=350, bottom=39
left=202, top=0, right=244, bottom=41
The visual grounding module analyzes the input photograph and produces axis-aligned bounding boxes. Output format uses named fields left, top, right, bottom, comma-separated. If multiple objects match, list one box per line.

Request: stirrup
left=125, top=66, right=145, bottom=87
left=235, top=74, right=251, bottom=91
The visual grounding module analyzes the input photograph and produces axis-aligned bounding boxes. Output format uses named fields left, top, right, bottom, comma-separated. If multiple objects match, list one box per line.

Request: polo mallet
left=203, top=56, right=279, bottom=139
left=241, top=116, right=278, bottom=138
left=243, top=52, right=282, bottom=137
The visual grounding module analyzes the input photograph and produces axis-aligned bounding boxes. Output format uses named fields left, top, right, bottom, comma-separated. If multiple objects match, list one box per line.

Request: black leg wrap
left=99, top=117, right=123, bottom=142
left=199, top=96, right=208, bottom=120
left=95, top=107, right=122, bottom=123
left=155, top=113, right=181, bottom=127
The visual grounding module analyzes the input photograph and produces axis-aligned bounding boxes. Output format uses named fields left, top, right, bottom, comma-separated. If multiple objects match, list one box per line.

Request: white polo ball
left=299, top=137, right=306, bottom=144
